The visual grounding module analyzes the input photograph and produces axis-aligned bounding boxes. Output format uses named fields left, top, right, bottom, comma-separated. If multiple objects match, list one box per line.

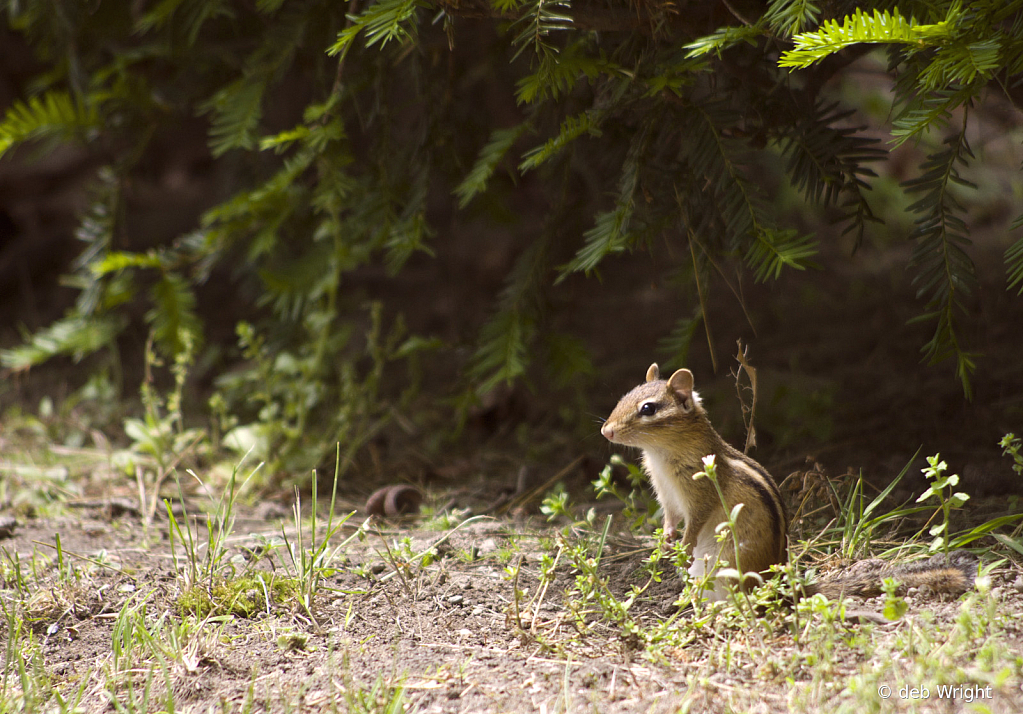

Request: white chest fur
left=642, top=449, right=695, bottom=524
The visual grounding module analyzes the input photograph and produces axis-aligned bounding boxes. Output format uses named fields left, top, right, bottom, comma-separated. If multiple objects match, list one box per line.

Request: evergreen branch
left=763, top=0, right=821, bottom=37
left=515, top=40, right=613, bottom=105
left=328, top=0, right=422, bottom=57
left=919, top=37, right=1001, bottom=89
left=1006, top=217, right=1023, bottom=295
left=202, top=150, right=315, bottom=257
left=779, top=8, right=950, bottom=69
left=384, top=168, right=436, bottom=273
left=904, top=120, right=978, bottom=396
left=778, top=100, right=885, bottom=244
left=658, top=308, right=703, bottom=371
left=685, top=101, right=763, bottom=251
left=0, top=313, right=124, bottom=372
left=71, top=169, right=122, bottom=318
left=780, top=102, right=883, bottom=206
left=543, top=331, right=594, bottom=386
left=745, top=228, right=819, bottom=282
left=147, top=274, right=203, bottom=359
left=203, top=78, right=262, bottom=156
left=92, top=251, right=167, bottom=276
left=0, top=90, right=99, bottom=158
left=684, top=23, right=764, bottom=58
left=518, top=112, right=601, bottom=173
left=558, top=128, right=645, bottom=278
left=471, top=308, right=536, bottom=392
left=198, top=9, right=306, bottom=156
left=469, top=237, right=552, bottom=391
left=454, top=123, right=529, bottom=208
left=432, top=0, right=715, bottom=33
left=510, top=0, right=574, bottom=63
left=890, top=88, right=973, bottom=147
left=135, top=0, right=236, bottom=44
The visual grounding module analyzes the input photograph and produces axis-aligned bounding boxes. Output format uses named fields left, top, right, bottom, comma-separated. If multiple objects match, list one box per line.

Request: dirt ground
left=0, top=464, right=1020, bottom=713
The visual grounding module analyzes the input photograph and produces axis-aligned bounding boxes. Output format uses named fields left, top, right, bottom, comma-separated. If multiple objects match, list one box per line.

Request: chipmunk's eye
left=639, top=402, right=659, bottom=417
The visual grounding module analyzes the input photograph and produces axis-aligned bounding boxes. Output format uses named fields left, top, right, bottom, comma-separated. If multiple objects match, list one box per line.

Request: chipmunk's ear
left=645, top=363, right=660, bottom=382
left=667, top=369, right=695, bottom=407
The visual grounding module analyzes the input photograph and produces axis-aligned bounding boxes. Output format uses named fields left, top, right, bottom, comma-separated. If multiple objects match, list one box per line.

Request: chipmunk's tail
left=803, top=550, right=978, bottom=600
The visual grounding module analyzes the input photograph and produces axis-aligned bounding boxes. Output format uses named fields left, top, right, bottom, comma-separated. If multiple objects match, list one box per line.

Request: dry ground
left=2, top=452, right=1023, bottom=714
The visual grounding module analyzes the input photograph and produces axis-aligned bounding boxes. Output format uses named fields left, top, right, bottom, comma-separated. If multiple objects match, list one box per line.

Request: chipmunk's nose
left=601, top=423, right=614, bottom=441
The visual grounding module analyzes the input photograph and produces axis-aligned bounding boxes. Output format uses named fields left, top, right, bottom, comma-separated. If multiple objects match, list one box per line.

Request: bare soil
left=2, top=481, right=1023, bottom=713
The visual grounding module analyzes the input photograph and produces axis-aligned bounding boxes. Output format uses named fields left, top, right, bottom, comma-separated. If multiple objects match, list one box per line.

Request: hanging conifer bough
left=1, top=0, right=1021, bottom=471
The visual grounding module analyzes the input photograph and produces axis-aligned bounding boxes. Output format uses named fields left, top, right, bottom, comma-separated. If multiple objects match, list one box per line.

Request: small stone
left=447, top=594, right=464, bottom=605
left=0, top=516, right=17, bottom=539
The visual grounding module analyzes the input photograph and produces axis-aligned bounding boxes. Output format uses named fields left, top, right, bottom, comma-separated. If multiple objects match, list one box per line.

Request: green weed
left=915, top=454, right=971, bottom=554
left=592, top=454, right=659, bottom=532
left=279, top=448, right=362, bottom=625
left=1002, top=433, right=1023, bottom=477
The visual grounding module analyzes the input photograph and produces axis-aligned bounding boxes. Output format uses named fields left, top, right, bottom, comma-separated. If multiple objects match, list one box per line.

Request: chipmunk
left=601, top=363, right=978, bottom=602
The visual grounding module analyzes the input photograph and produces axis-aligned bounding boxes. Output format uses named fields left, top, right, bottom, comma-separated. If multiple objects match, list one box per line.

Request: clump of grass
left=164, top=454, right=258, bottom=595
left=176, top=572, right=302, bottom=618
left=165, top=443, right=365, bottom=627
left=333, top=649, right=410, bottom=714
left=279, top=449, right=362, bottom=625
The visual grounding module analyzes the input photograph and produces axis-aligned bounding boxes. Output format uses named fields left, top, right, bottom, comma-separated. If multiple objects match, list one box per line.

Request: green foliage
left=779, top=8, right=943, bottom=68
left=777, top=101, right=885, bottom=244
left=0, top=313, right=123, bottom=372
left=1002, top=433, right=1023, bottom=477
left=657, top=308, right=702, bottom=370
left=904, top=124, right=978, bottom=395
left=558, top=129, right=644, bottom=277
left=455, top=123, right=529, bottom=207
left=2, top=0, right=1021, bottom=472
left=329, top=0, right=422, bottom=56
left=763, top=0, right=821, bottom=37
left=828, top=453, right=930, bottom=560
left=776, top=1, right=1023, bottom=394
left=509, top=0, right=573, bottom=63
left=0, top=90, right=98, bottom=155
left=1007, top=225, right=1023, bottom=295
left=684, top=23, right=764, bottom=59
left=592, top=454, right=659, bottom=532
left=518, top=111, right=601, bottom=173
left=916, top=454, right=971, bottom=554
left=117, top=332, right=205, bottom=488
left=745, top=229, right=819, bottom=283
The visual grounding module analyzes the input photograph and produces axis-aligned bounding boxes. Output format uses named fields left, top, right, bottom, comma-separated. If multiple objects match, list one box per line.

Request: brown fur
left=807, top=551, right=978, bottom=599
left=601, top=363, right=788, bottom=590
